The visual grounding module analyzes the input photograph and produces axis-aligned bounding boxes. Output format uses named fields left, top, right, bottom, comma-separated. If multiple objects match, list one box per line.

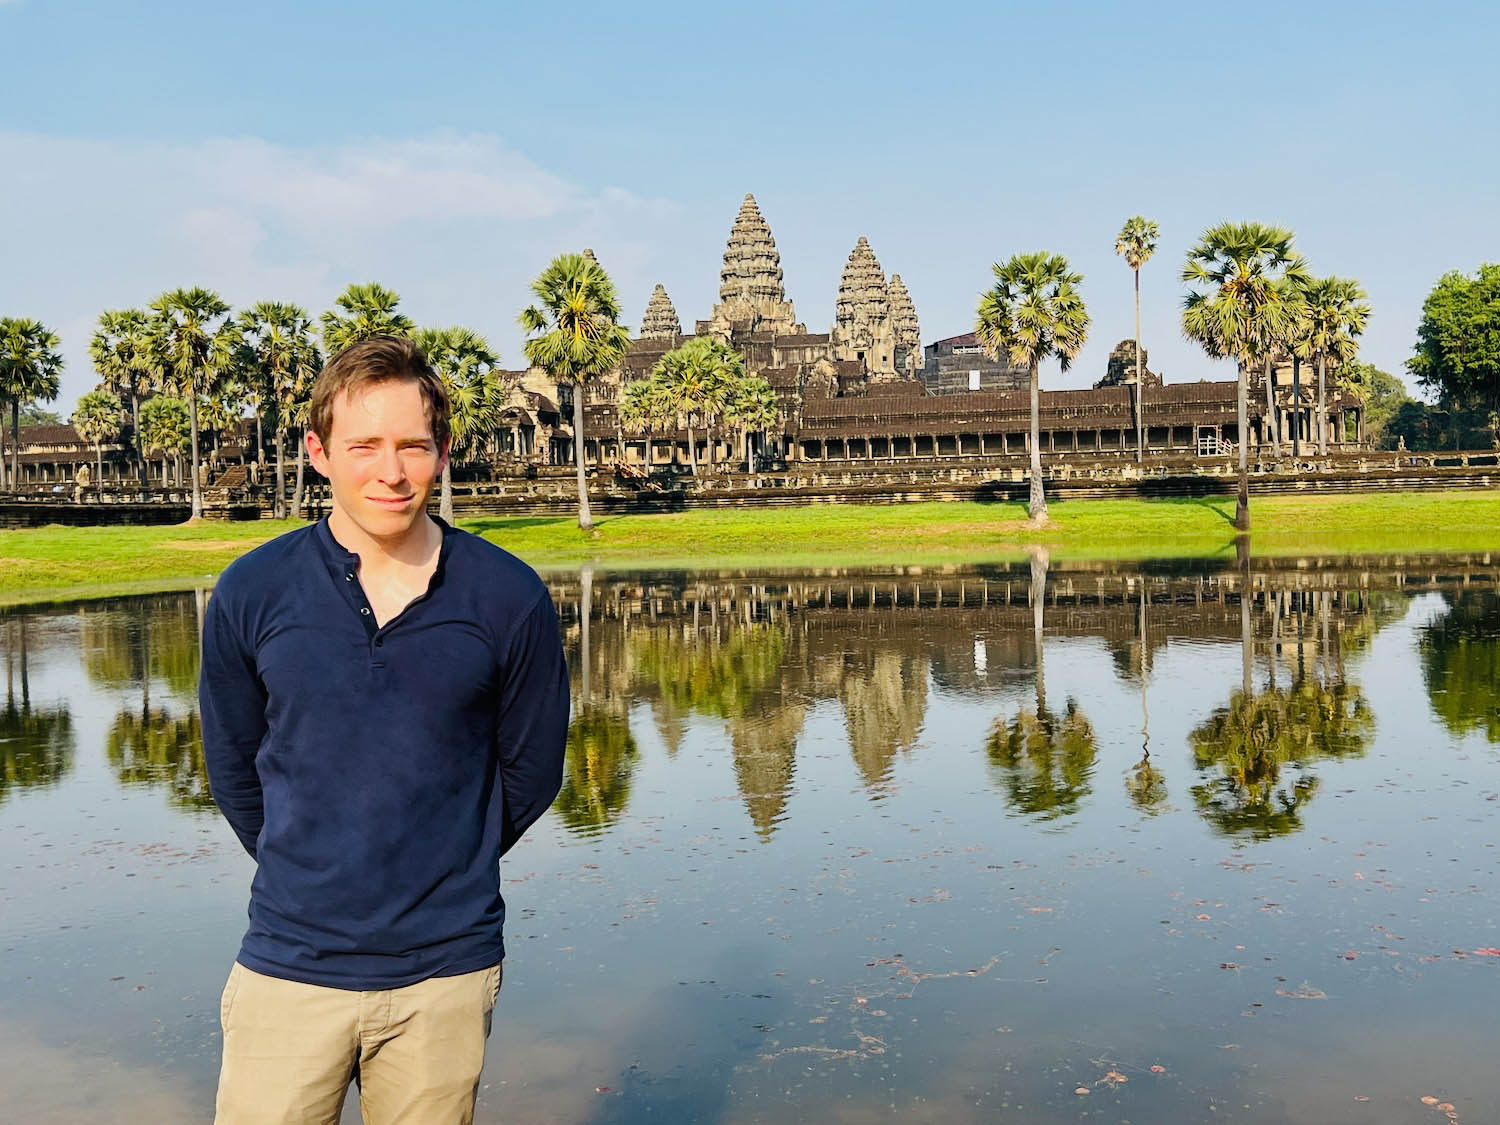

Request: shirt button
left=375, top=638, right=383, bottom=647
left=345, top=573, right=354, bottom=582
left=360, top=607, right=370, bottom=616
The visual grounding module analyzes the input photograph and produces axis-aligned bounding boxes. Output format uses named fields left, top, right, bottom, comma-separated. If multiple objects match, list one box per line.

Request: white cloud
left=0, top=130, right=682, bottom=408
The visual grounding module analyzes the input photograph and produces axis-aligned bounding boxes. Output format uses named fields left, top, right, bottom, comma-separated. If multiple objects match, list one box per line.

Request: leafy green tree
left=1418, top=591, right=1500, bottom=743
left=648, top=336, right=745, bottom=474
left=976, top=252, right=1090, bottom=523
left=91, top=309, right=158, bottom=482
left=1295, top=276, right=1371, bottom=454
left=1115, top=216, right=1159, bottom=462
left=1181, top=222, right=1310, bottom=530
left=139, top=395, right=191, bottom=486
left=147, top=288, right=238, bottom=517
left=1407, top=264, right=1500, bottom=449
left=1337, top=361, right=1408, bottom=448
left=414, top=326, right=509, bottom=523
left=320, top=282, right=415, bottom=357
left=520, top=252, right=631, bottom=530
left=1, top=619, right=75, bottom=805
left=0, top=318, right=64, bottom=491
left=240, top=303, right=321, bottom=518
left=71, top=390, right=124, bottom=488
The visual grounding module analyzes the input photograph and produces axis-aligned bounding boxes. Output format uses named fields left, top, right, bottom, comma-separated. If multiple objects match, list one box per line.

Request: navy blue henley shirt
left=198, top=517, right=570, bottom=990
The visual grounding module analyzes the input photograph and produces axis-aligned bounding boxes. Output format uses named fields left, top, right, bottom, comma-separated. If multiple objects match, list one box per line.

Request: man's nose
left=375, top=445, right=406, bottom=483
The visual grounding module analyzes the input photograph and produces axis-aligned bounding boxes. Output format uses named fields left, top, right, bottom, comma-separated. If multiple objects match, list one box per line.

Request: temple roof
left=835, top=236, right=889, bottom=327
left=719, top=193, right=787, bottom=306
left=639, top=283, right=682, bottom=339
left=887, top=273, right=920, bottom=356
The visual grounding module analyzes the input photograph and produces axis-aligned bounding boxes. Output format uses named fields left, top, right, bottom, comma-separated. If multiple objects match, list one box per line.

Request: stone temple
left=552, top=194, right=1372, bottom=472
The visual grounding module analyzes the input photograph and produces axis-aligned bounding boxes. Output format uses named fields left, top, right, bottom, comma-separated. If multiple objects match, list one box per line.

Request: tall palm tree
left=649, top=336, right=743, bottom=475
left=72, top=389, right=123, bottom=488
left=1115, top=216, right=1159, bottom=462
left=286, top=338, right=324, bottom=519
left=147, top=288, right=237, bottom=518
left=519, top=252, right=631, bottom=531
left=1296, top=277, right=1371, bottom=455
left=240, top=302, right=320, bottom=519
left=619, top=378, right=664, bottom=469
left=320, top=282, right=414, bottom=357
left=139, top=395, right=191, bottom=486
left=975, top=252, right=1091, bottom=523
left=414, top=326, right=509, bottom=523
left=90, top=309, right=158, bottom=484
left=1181, top=223, right=1310, bottom=531
left=0, top=318, right=64, bottom=491
left=723, top=373, right=780, bottom=469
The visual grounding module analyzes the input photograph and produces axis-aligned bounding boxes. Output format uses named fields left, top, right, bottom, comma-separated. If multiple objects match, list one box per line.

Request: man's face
left=306, top=379, right=447, bottom=543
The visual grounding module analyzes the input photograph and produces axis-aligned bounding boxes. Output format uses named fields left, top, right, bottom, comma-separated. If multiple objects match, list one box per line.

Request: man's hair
left=309, top=336, right=451, bottom=451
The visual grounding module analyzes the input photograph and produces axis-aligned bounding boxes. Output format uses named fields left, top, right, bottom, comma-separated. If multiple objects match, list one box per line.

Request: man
left=200, top=337, right=570, bottom=1124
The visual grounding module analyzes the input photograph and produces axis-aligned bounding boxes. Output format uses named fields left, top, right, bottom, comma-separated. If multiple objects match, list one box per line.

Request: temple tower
left=639, top=284, right=682, bottom=339
left=704, top=194, right=803, bottom=337
left=832, top=236, right=899, bottom=378
left=887, top=274, right=920, bottom=377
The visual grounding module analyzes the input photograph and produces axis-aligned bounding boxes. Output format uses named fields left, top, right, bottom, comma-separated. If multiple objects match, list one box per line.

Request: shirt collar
left=313, top=514, right=456, bottom=590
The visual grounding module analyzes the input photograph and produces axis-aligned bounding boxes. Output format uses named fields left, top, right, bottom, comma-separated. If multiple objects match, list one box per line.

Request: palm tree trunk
left=188, top=387, right=203, bottom=519
left=1264, top=357, right=1279, bottom=458
left=686, top=425, right=698, bottom=475
left=1030, top=547, right=1048, bottom=714
left=706, top=425, right=717, bottom=473
left=292, top=432, right=306, bottom=518
left=1134, top=268, right=1144, bottom=463
left=440, top=461, right=454, bottom=525
left=273, top=425, right=287, bottom=520
left=572, top=385, right=593, bottom=531
left=10, top=401, right=19, bottom=491
left=132, top=394, right=144, bottom=485
left=1028, top=360, right=1046, bottom=522
left=1236, top=361, right=1250, bottom=531
left=255, top=410, right=265, bottom=471
left=1317, top=352, right=1328, bottom=456
left=1291, top=356, right=1301, bottom=458
left=580, top=563, right=594, bottom=704
left=95, top=441, right=103, bottom=491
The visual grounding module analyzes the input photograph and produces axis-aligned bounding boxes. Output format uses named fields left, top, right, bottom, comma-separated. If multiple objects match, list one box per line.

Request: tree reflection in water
left=987, top=549, right=1099, bottom=820
left=1191, top=578, right=1374, bottom=839
left=106, top=709, right=213, bottom=811
left=1418, top=590, right=1500, bottom=743
left=1, top=618, right=75, bottom=803
left=555, top=710, right=639, bottom=837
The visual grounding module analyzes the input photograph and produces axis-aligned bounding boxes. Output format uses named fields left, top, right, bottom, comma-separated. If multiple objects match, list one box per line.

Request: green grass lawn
left=4, top=491, right=1500, bottom=607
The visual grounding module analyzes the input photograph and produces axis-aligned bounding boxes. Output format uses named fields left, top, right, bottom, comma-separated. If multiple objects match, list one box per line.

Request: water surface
left=2, top=555, right=1497, bottom=1122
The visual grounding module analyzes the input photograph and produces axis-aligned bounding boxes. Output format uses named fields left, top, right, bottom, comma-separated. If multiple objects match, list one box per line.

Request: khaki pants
left=215, top=961, right=503, bottom=1124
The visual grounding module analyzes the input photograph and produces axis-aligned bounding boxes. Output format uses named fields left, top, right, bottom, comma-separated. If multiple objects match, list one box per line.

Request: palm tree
left=72, top=390, right=123, bottom=489
left=240, top=303, right=320, bottom=519
left=0, top=319, right=64, bottom=491
left=286, top=339, right=324, bottom=518
left=414, top=326, right=509, bottom=523
left=147, top=288, right=237, bottom=518
left=90, top=309, right=157, bottom=484
left=619, top=378, right=664, bottom=469
left=975, top=253, right=1090, bottom=523
left=650, top=336, right=744, bottom=475
left=320, top=282, right=415, bottom=357
left=1296, top=277, right=1371, bottom=455
left=1181, top=223, right=1310, bottom=531
left=139, top=395, right=191, bottom=486
left=722, top=373, right=780, bottom=470
left=1115, top=216, right=1159, bottom=462
left=519, top=252, right=631, bottom=531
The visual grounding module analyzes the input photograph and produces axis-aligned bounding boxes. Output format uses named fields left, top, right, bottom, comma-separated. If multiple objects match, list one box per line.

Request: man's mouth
left=368, top=496, right=412, bottom=509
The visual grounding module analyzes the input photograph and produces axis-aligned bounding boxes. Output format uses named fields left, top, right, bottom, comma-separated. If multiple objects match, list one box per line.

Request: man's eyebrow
left=340, top=434, right=432, bottom=444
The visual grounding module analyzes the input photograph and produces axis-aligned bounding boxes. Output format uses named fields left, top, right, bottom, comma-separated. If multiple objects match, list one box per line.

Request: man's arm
left=495, top=592, right=571, bottom=856
left=198, top=587, right=268, bottom=858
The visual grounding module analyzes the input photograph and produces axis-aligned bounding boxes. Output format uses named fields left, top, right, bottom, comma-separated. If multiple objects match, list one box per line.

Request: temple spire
left=705, top=193, right=802, bottom=335
left=639, top=284, right=682, bottom=339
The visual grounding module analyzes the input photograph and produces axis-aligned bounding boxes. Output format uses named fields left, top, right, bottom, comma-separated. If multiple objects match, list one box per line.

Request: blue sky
left=3, top=0, right=1497, bottom=410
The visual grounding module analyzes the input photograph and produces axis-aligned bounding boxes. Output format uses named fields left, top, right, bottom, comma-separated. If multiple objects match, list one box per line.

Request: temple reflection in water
left=4, top=553, right=1497, bottom=840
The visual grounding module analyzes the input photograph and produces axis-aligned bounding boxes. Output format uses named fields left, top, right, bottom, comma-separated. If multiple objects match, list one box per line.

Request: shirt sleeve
left=198, top=586, right=268, bottom=859
left=495, top=591, right=571, bottom=856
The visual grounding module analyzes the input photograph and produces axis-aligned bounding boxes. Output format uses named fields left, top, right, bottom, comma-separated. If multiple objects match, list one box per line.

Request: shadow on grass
left=463, top=516, right=611, bottom=535
left=1195, top=497, right=1238, bottom=526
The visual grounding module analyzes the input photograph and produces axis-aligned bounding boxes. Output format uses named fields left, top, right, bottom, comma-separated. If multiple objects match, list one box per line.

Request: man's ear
left=306, top=429, right=330, bottom=478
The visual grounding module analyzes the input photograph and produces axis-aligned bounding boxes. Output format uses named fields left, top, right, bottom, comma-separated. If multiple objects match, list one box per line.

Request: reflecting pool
left=2, top=553, right=1498, bottom=1122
